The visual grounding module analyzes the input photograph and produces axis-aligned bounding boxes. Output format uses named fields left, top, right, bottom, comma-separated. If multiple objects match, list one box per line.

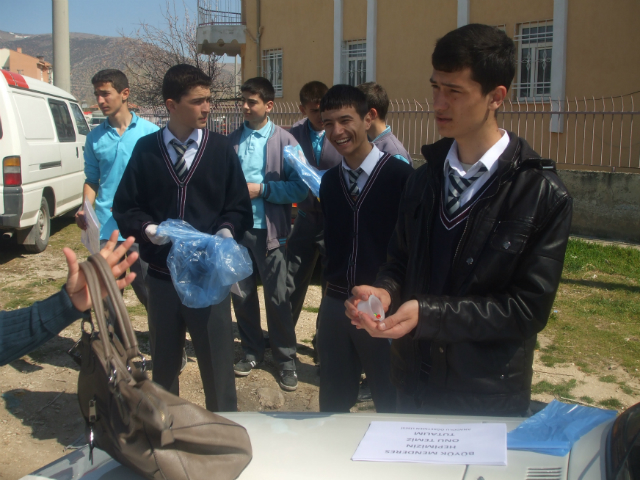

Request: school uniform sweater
left=112, top=128, right=253, bottom=279
left=320, top=154, right=414, bottom=300
left=372, top=127, right=413, bottom=166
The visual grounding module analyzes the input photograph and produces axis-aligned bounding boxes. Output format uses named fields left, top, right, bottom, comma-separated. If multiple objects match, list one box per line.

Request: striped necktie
left=348, top=167, right=364, bottom=197
left=446, top=164, right=487, bottom=216
left=169, top=138, right=195, bottom=181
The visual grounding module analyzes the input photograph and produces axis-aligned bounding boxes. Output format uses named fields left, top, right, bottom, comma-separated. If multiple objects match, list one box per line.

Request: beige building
left=0, top=47, right=52, bottom=84
left=197, top=1, right=640, bottom=171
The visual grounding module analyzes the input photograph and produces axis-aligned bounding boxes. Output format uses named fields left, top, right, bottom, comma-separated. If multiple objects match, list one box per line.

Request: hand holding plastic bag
left=156, top=219, right=253, bottom=308
left=283, top=145, right=326, bottom=198
left=507, top=399, right=617, bottom=456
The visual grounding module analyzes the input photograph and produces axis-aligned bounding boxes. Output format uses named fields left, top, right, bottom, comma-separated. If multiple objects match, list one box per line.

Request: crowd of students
left=1, top=23, right=572, bottom=419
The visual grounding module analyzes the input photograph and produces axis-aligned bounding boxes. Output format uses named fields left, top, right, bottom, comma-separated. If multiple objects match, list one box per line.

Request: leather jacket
left=374, top=132, right=573, bottom=415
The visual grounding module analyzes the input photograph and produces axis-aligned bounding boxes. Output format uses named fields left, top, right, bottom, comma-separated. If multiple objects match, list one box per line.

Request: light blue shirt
left=372, top=126, right=411, bottom=165
left=238, top=119, right=273, bottom=229
left=84, top=112, right=159, bottom=240
left=308, top=120, right=325, bottom=165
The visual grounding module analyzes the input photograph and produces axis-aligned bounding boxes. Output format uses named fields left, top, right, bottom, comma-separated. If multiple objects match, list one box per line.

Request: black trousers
left=317, top=295, right=396, bottom=413
left=146, top=275, right=237, bottom=412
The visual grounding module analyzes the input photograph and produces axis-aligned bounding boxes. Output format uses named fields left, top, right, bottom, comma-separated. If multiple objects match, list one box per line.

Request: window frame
left=262, top=48, right=283, bottom=98
left=342, top=39, right=367, bottom=87
left=514, top=21, right=553, bottom=101
left=48, top=99, right=76, bottom=142
left=70, top=102, right=90, bottom=136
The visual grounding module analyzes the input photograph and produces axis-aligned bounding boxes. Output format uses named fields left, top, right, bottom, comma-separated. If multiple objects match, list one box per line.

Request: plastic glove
left=145, top=224, right=170, bottom=245
left=215, top=228, right=233, bottom=239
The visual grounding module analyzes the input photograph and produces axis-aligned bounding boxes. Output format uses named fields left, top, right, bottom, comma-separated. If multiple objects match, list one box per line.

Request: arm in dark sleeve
left=412, top=195, right=573, bottom=344
left=0, top=287, right=89, bottom=366
left=215, top=142, right=254, bottom=240
left=112, top=142, right=156, bottom=244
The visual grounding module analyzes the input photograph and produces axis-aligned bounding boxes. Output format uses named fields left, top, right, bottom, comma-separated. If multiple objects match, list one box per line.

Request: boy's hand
left=345, top=285, right=391, bottom=320
left=351, top=299, right=419, bottom=340
left=247, top=183, right=262, bottom=199
left=145, top=224, right=170, bottom=245
left=75, top=209, right=87, bottom=230
left=64, top=230, right=138, bottom=312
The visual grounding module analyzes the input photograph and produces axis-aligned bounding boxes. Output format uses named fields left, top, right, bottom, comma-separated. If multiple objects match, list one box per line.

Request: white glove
left=215, top=228, right=233, bottom=239
left=145, top=224, right=170, bottom=245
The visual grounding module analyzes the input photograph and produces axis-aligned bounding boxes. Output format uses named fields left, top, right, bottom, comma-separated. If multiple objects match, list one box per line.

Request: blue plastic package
left=507, top=399, right=617, bottom=456
left=156, top=219, right=253, bottom=308
left=283, top=145, right=325, bottom=198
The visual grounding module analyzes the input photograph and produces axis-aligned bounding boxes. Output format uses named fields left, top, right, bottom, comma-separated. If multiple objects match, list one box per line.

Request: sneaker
left=279, top=370, right=298, bottom=391
left=234, top=358, right=259, bottom=377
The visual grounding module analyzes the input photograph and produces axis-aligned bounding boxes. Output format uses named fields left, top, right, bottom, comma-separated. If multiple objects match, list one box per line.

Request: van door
left=48, top=99, right=78, bottom=212
left=65, top=102, right=90, bottom=212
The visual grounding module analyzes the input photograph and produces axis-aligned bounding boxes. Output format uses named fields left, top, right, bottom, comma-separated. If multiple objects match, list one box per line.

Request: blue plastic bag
left=156, top=219, right=253, bottom=308
left=507, top=399, right=617, bottom=456
left=283, top=145, right=326, bottom=198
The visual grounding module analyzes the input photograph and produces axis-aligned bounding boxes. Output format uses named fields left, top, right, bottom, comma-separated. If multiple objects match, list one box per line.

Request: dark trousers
left=318, top=295, right=396, bottom=413
left=232, top=228, right=297, bottom=370
left=286, top=212, right=326, bottom=326
left=146, top=275, right=237, bottom=412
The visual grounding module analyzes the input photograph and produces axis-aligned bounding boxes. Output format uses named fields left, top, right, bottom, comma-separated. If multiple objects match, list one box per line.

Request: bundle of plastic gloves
left=156, top=219, right=253, bottom=308
left=283, top=145, right=326, bottom=198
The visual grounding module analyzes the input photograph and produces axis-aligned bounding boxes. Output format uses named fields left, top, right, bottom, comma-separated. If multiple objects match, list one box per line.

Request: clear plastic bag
left=157, top=219, right=253, bottom=308
left=507, top=399, right=617, bottom=456
left=283, top=145, right=326, bottom=198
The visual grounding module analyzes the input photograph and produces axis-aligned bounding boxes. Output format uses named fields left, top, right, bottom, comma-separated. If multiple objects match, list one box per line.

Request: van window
left=13, top=92, right=55, bottom=140
left=70, top=103, right=90, bottom=136
left=48, top=100, right=76, bottom=142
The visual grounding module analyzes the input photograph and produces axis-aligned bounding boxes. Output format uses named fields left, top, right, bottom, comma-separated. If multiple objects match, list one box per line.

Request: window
left=48, top=100, right=76, bottom=142
left=262, top=49, right=283, bottom=98
left=70, top=103, right=90, bottom=136
left=514, top=21, right=553, bottom=99
left=342, top=40, right=367, bottom=86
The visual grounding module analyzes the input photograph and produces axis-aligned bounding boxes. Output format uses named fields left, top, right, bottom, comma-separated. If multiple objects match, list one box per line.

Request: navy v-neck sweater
left=113, top=128, right=253, bottom=278
left=320, top=154, right=414, bottom=299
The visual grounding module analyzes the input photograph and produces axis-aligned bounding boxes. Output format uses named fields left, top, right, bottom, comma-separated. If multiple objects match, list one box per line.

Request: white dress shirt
left=341, top=144, right=385, bottom=192
left=444, top=129, right=509, bottom=208
left=163, top=124, right=202, bottom=169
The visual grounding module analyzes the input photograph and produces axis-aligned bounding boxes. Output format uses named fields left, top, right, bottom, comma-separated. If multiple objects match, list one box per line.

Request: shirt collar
left=371, top=125, right=391, bottom=142
left=244, top=118, right=272, bottom=138
left=104, top=111, right=137, bottom=132
left=445, top=129, right=509, bottom=177
left=307, top=119, right=324, bottom=137
left=163, top=123, right=202, bottom=148
left=341, top=144, right=382, bottom=176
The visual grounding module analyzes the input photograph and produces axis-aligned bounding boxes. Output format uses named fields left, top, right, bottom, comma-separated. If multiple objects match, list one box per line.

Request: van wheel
left=24, top=198, right=51, bottom=253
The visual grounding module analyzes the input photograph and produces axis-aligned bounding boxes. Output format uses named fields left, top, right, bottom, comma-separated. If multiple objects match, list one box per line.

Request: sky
left=0, top=0, right=236, bottom=61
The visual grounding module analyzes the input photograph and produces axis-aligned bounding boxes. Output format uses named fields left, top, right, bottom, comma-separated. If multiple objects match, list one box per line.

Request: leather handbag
left=75, top=253, right=252, bottom=480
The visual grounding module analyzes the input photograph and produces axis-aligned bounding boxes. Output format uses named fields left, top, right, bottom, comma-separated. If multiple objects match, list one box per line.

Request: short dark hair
left=299, top=81, right=328, bottom=105
left=162, top=64, right=211, bottom=103
left=432, top=24, right=516, bottom=94
left=241, top=77, right=275, bottom=103
left=91, top=69, right=129, bottom=93
left=319, top=84, right=369, bottom=119
left=357, top=82, right=389, bottom=120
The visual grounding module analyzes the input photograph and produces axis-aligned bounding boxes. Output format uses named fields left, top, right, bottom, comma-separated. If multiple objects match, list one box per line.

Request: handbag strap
left=79, top=253, right=141, bottom=361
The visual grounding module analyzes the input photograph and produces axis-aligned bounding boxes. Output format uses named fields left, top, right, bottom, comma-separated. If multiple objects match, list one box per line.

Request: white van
left=0, top=70, right=89, bottom=252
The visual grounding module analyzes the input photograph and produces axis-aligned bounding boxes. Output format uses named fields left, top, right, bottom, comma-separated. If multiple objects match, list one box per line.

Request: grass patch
left=619, top=382, right=635, bottom=395
left=301, top=338, right=313, bottom=344
left=599, top=375, right=617, bottom=383
left=540, top=354, right=562, bottom=367
left=576, top=362, right=594, bottom=374
left=531, top=379, right=577, bottom=399
left=580, top=396, right=595, bottom=404
left=302, top=306, right=319, bottom=313
left=598, top=398, right=624, bottom=410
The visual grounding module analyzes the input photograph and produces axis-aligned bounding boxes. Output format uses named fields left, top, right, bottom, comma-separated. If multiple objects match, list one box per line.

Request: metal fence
left=197, top=0, right=243, bottom=26
left=140, top=94, right=640, bottom=172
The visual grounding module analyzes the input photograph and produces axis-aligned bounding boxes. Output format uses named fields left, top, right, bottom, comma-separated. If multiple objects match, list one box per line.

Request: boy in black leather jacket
left=345, top=24, right=572, bottom=416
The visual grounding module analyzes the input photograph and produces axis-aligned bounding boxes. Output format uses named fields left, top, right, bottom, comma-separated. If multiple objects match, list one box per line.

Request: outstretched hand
left=63, top=230, right=138, bottom=312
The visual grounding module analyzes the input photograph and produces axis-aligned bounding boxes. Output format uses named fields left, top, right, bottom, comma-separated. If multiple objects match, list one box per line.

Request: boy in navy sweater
left=113, top=65, right=253, bottom=412
left=318, top=85, right=414, bottom=412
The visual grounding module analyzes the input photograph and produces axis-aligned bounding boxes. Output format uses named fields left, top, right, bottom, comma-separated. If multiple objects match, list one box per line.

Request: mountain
left=0, top=30, right=127, bottom=105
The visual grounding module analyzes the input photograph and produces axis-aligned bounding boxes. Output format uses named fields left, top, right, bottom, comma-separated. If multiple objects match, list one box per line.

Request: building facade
left=0, top=47, right=52, bottom=84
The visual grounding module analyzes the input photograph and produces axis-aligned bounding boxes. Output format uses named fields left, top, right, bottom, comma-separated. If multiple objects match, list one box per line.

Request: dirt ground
left=0, top=220, right=638, bottom=479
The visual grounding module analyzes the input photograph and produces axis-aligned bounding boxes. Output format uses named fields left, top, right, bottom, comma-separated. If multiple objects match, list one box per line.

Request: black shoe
left=279, top=370, right=298, bottom=391
left=234, top=358, right=259, bottom=376
left=357, top=378, right=372, bottom=403
left=179, top=348, right=188, bottom=374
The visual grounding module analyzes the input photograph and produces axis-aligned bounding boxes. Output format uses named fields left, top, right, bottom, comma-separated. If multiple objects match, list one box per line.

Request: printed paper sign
left=352, top=422, right=507, bottom=465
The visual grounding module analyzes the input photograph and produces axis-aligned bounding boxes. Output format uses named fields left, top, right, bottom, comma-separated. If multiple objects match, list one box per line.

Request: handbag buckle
left=127, top=354, right=147, bottom=373
left=108, top=366, right=117, bottom=389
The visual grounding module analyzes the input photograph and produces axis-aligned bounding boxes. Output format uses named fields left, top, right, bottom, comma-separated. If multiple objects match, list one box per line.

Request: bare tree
left=120, top=1, right=236, bottom=110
